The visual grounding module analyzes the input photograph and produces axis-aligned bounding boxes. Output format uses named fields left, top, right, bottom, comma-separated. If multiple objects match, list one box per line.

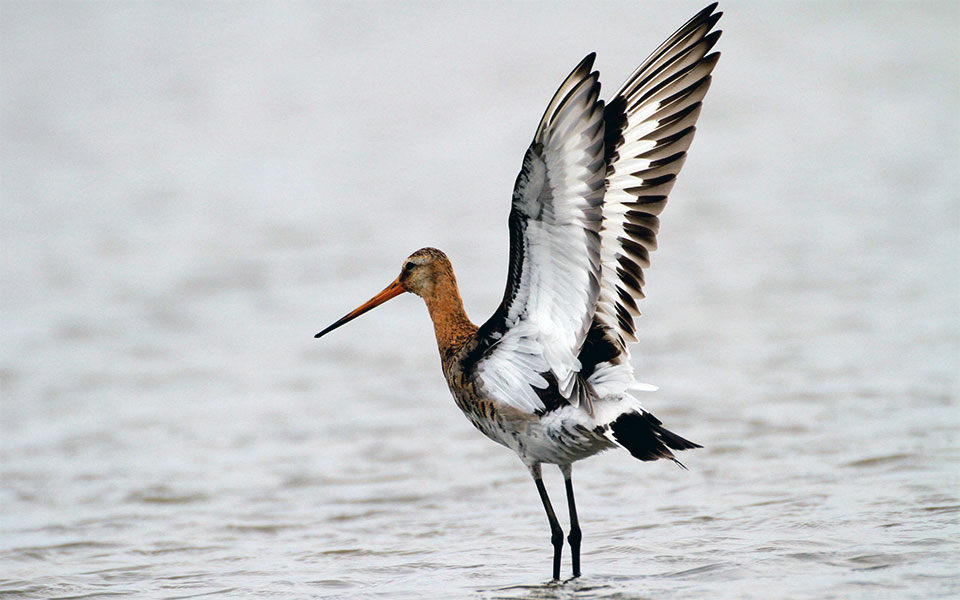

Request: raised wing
left=468, top=54, right=606, bottom=414
left=466, top=5, right=721, bottom=414
left=581, top=3, right=722, bottom=397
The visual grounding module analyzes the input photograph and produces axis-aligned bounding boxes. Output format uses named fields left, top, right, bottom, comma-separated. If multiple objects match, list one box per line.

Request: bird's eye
left=404, top=261, right=415, bottom=271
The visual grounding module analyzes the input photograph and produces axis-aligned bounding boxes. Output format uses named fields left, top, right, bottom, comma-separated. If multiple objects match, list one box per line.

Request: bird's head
left=314, top=247, right=451, bottom=339
left=396, top=247, right=453, bottom=297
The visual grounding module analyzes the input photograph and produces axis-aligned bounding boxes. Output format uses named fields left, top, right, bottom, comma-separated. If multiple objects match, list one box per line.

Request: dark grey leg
left=562, top=465, right=582, bottom=578
left=531, top=465, right=563, bottom=580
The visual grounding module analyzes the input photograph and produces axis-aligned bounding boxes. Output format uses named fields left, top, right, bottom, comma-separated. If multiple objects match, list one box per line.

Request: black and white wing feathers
left=582, top=3, right=722, bottom=398
left=470, top=54, right=606, bottom=414
left=468, top=5, right=722, bottom=414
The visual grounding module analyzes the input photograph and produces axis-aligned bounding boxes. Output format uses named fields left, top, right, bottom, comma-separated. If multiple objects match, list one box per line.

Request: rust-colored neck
left=422, top=273, right=477, bottom=360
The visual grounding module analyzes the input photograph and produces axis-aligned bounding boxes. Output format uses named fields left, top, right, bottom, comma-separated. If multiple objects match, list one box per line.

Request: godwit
left=316, top=4, right=721, bottom=580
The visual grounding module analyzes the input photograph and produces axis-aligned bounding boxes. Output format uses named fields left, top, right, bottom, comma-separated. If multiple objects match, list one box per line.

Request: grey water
left=2, top=1, right=958, bottom=598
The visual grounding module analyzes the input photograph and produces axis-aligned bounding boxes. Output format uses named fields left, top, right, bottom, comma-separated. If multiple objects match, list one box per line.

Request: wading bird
left=316, top=4, right=721, bottom=580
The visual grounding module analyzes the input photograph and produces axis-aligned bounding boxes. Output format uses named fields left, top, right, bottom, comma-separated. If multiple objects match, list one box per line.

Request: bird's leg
left=560, top=464, right=582, bottom=578
left=530, top=464, right=563, bottom=581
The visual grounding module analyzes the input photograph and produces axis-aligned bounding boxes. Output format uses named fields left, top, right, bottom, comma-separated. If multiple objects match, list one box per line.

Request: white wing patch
left=474, top=54, right=606, bottom=414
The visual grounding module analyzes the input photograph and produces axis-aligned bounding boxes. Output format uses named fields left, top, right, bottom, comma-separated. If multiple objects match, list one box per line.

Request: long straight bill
left=314, top=277, right=405, bottom=338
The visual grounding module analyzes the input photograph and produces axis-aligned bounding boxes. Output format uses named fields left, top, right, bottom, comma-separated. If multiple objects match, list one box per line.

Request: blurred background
left=2, top=1, right=957, bottom=598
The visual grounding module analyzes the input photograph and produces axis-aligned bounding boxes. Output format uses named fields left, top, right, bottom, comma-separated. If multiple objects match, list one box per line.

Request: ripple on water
left=483, top=579, right=632, bottom=600
left=917, top=504, right=960, bottom=514
left=843, top=453, right=917, bottom=468
left=3, top=542, right=121, bottom=562
left=219, top=522, right=304, bottom=535
left=659, top=562, right=730, bottom=579
left=130, top=545, right=228, bottom=557
left=327, top=508, right=394, bottom=522
left=124, top=486, right=209, bottom=505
